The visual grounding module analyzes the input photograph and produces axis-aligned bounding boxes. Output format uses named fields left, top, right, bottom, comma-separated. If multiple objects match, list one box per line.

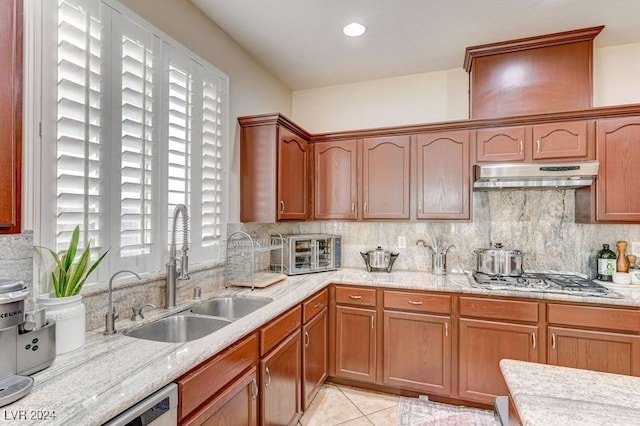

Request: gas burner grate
left=470, top=272, right=621, bottom=298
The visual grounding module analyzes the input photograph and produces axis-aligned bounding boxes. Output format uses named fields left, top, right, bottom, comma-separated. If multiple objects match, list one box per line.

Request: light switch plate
left=398, top=236, right=407, bottom=249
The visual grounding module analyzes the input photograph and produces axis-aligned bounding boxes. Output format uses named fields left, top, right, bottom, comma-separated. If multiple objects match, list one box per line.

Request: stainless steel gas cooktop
left=470, top=272, right=622, bottom=298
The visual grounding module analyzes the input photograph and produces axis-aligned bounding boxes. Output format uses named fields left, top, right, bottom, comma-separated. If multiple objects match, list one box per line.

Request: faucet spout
left=104, top=269, right=141, bottom=335
left=166, top=204, right=190, bottom=309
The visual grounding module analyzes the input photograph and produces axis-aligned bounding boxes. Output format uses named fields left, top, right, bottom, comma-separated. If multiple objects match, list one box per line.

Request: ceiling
left=190, top=0, right=640, bottom=90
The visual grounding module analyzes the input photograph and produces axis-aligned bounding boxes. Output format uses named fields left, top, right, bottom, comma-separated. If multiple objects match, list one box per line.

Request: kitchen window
left=31, top=0, right=229, bottom=284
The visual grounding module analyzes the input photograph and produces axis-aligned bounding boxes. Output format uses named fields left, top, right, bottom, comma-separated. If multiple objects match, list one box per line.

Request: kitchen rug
left=396, top=396, right=500, bottom=426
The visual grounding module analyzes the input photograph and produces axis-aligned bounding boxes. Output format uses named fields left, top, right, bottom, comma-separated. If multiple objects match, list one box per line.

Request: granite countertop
left=3, top=268, right=640, bottom=425
left=500, top=359, right=640, bottom=425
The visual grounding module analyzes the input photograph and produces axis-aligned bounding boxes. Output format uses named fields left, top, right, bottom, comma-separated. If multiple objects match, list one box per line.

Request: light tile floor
left=299, top=384, right=400, bottom=426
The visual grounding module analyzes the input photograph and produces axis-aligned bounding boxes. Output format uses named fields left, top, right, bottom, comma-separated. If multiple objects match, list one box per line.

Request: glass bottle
left=597, top=244, right=616, bottom=281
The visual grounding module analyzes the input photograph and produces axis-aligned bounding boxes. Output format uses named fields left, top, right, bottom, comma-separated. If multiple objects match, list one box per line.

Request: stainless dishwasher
left=103, top=383, right=178, bottom=426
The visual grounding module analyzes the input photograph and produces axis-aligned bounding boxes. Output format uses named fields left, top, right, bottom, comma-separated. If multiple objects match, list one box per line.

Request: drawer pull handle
left=532, top=332, right=537, bottom=349
left=351, top=202, right=356, bottom=213
left=551, top=333, right=556, bottom=350
left=349, top=295, right=363, bottom=300
left=536, top=139, right=541, bottom=153
left=251, top=378, right=258, bottom=400
left=364, top=201, right=368, bottom=212
left=313, top=301, right=321, bottom=308
left=519, top=140, right=523, bottom=154
left=407, top=300, right=423, bottom=305
left=445, top=322, right=449, bottom=337
left=371, top=315, right=374, bottom=329
left=280, top=200, right=285, bottom=214
left=304, top=331, right=310, bottom=348
left=265, top=367, right=271, bottom=388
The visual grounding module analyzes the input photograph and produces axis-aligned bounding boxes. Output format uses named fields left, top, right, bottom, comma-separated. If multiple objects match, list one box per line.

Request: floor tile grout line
left=336, top=385, right=369, bottom=417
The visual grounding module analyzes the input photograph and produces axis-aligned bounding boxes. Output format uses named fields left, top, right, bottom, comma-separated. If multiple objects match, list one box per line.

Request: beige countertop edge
left=500, top=359, right=640, bottom=426
left=4, top=269, right=640, bottom=425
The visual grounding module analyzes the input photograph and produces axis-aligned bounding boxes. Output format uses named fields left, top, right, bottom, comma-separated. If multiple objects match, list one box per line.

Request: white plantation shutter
left=39, top=0, right=229, bottom=284
left=54, top=0, right=108, bottom=263
left=115, top=15, right=159, bottom=264
left=200, top=76, right=225, bottom=246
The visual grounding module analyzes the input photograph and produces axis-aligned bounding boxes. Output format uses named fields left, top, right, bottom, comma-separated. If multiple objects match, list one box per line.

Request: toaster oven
left=270, top=234, right=341, bottom=275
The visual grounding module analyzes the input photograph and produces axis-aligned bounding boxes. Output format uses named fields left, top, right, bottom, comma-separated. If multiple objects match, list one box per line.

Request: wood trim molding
left=238, top=112, right=311, bottom=139
left=463, top=25, right=604, bottom=72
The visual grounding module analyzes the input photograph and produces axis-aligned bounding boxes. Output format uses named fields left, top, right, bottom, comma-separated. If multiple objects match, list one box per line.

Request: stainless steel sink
left=190, top=297, right=272, bottom=320
left=124, top=315, right=232, bottom=343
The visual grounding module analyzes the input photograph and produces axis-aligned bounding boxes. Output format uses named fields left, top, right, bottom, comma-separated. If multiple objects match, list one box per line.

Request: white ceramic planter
left=37, top=293, right=85, bottom=354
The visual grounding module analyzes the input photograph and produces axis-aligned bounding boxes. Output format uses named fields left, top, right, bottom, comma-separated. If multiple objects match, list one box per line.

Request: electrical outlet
left=398, top=236, right=407, bottom=249
left=632, top=242, right=640, bottom=257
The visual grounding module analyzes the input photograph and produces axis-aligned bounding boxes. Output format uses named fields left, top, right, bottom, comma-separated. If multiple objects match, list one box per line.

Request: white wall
left=293, top=43, right=640, bottom=134
left=120, top=0, right=292, bottom=222
left=293, top=69, right=469, bottom=133
left=594, top=42, right=640, bottom=107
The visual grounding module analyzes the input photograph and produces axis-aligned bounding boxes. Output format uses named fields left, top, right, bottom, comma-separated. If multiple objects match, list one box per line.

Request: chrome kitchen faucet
left=166, top=204, right=190, bottom=309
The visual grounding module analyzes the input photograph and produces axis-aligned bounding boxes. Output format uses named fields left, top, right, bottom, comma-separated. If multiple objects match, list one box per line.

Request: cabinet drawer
left=459, top=297, right=538, bottom=322
left=335, top=286, right=377, bottom=307
left=260, top=305, right=302, bottom=356
left=178, top=333, right=258, bottom=420
left=547, top=303, right=640, bottom=333
left=384, top=290, right=451, bottom=314
left=303, top=288, right=328, bottom=323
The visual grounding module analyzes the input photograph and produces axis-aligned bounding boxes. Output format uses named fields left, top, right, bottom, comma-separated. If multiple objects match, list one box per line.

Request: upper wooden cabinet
left=595, top=117, right=640, bottom=222
left=361, top=135, right=410, bottom=219
left=475, top=120, right=591, bottom=163
left=416, top=131, right=470, bottom=220
left=239, top=114, right=310, bottom=222
left=314, top=140, right=358, bottom=220
left=0, top=0, right=22, bottom=234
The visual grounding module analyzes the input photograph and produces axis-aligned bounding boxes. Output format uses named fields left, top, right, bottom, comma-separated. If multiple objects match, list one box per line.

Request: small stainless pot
left=475, top=243, right=524, bottom=276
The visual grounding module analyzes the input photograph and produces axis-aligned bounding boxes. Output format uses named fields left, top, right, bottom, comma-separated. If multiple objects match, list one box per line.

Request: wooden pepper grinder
left=616, top=240, right=630, bottom=272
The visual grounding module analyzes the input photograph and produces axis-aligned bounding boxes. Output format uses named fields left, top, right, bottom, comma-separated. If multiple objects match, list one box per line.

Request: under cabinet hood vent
left=473, top=161, right=599, bottom=190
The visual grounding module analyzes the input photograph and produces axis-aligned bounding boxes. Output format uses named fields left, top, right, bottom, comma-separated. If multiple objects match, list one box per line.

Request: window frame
left=26, top=0, right=229, bottom=289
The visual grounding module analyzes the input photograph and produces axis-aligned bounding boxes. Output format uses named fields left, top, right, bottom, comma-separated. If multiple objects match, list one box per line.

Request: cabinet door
left=475, top=126, right=526, bottom=162
left=416, top=131, right=470, bottom=220
left=383, top=311, right=451, bottom=395
left=0, top=0, right=21, bottom=234
left=261, top=331, right=301, bottom=426
left=335, top=305, right=377, bottom=382
left=532, top=120, right=589, bottom=160
left=548, top=326, right=640, bottom=376
left=302, top=308, right=328, bottom=410
left=314, top=140, right=358, bottom=220
left=278, top=126, right=309, bottom=220
left=361, top=136, right=410, bottom=219
left=183, top=367, right=258, bottom=426
left=596, top=117, right=640, bottom=222
left=458, top=318, right=539, bottom=404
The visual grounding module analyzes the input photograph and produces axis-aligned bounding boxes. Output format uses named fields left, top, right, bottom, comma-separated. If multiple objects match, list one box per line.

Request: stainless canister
left=474, top=243, right=524, bottom=276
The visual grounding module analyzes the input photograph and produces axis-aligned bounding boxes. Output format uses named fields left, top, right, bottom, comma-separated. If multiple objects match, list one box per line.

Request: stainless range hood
left=473, top=161, right=599, bottom=190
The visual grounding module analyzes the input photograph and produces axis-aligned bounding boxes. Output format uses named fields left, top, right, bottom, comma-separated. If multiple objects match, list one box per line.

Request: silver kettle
left=360, top=246, right=399, bottom=272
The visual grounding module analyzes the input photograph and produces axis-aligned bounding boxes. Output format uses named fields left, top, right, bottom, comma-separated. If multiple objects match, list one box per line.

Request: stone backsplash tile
left=237, top=190, right=640, bottom=277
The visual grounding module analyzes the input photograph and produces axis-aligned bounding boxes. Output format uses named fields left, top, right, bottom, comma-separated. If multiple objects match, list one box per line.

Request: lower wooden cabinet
left=260, top=330, right=302, bottom=426
left=458, top=318, right=539, bottom=404
left=548, top=326, right=640, bottom=376
left=182, top=367, right=259, bottom=426
left=335, top=305, right=377, bottom=383
left=383, top=310, right=451, bottom=395
left=302, top=307, right=328, bottom=410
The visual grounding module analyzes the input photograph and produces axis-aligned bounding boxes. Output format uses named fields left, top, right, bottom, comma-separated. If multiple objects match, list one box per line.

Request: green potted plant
left=37, top=225, right=109, bottom=353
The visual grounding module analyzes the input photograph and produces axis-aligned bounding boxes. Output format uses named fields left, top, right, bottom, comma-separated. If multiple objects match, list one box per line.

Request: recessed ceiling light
left=343, top=22, right=366, bottom=37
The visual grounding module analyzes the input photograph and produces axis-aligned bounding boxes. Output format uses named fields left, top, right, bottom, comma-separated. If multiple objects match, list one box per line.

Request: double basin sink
left=124, top=297, right=272, bottom=343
